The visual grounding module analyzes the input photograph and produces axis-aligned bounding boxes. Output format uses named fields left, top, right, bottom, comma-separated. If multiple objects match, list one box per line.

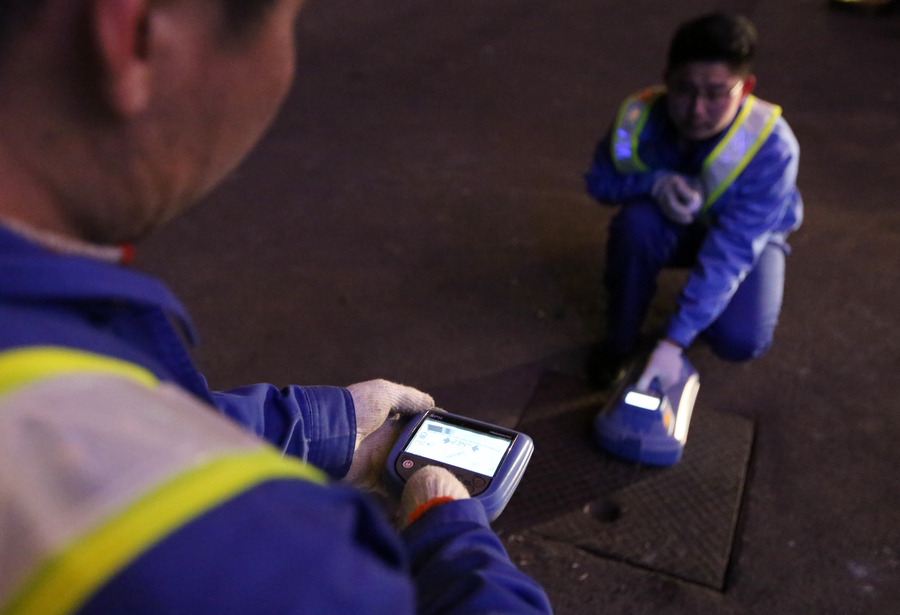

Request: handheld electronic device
left=385, top=409, right=534, bottom=521
left=594, top=358, right=699, bottom=466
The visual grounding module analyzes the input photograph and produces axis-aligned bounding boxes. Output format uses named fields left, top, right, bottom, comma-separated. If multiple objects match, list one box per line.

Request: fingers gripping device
left=385, top=409, right=533, bottom=521
left=594, top=357, right=700, bottom=466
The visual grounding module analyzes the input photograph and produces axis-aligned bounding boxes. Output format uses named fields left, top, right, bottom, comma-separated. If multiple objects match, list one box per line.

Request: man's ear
left=742, top=74, right=757, bottom=98
left=92, top=0, right=151, bottom=117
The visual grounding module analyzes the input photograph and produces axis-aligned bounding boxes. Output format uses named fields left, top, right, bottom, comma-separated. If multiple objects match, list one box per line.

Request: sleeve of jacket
left=584, top=130, right=661, bottom=205
left=666, top=122, right=801, bottom=347
left=402, top=499, right=554, bottom=615
left=210, top=384, right=355, bottom=480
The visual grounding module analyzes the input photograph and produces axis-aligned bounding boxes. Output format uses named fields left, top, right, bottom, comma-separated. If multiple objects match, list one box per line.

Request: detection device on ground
left=385, top=409, right=534, bottom=521
left=594, top=358, right=700, bottom=466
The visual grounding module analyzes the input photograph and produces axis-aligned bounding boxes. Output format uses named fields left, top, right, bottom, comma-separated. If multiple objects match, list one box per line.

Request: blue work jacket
left=0, top=225, right=552, bottom=615
left=585, top=92, right=803, bottom=347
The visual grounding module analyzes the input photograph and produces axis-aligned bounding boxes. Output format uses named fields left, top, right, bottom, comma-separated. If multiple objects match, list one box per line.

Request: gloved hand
left=343, top=379, right=434, bottom=491
left=636, top=339, right=685, bottom=392
left=398, top=465, right=470, bottom=529
left=651, top=173, right=704, bottom=225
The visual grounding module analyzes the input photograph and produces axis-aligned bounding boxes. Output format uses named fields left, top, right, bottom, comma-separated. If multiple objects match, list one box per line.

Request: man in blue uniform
left=0, top=1, right=552, bottom=614
left=585, top=13, right=803, bottom=391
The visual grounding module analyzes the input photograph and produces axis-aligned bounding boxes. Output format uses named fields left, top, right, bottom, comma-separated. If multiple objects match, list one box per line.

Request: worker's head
left=0, top=0, right=305, bottom=244
left=663, top=13, right=757, bottom=142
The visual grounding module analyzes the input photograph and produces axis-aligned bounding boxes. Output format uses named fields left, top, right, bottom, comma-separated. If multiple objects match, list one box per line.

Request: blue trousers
left=604, top=200, right=786, bottom=362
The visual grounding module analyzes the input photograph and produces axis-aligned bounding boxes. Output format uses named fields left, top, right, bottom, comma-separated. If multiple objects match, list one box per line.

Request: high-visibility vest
left=0, top=346, right=325, bottom=615
left=610, top=87, right=783, bottom=213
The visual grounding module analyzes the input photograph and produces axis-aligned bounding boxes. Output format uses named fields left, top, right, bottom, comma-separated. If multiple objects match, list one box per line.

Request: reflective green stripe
left=706, top=97, right=756, bottom=168
left=3, top=448, right=326, bottom=615
left=0, top=346, right=327, bottom=614
left=610, top=88, right=663, bottom=174
left=700, top=97, right=782, bottom=211
left=628, top=103, right=652, bottom=173
left=0, top=347, right=158, bottom=398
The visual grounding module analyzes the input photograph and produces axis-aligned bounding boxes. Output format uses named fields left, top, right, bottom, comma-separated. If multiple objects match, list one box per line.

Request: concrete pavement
left=137, top=1, right=900, bottom=612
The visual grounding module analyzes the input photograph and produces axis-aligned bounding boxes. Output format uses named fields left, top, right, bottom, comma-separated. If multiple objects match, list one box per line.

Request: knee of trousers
left=704, top=328, right=774, bottom=363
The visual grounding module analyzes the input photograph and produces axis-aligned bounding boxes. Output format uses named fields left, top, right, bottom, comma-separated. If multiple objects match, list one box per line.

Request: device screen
left=403, top=418, right=513, bottom=477
left=624, top=390, right=662, bottom=411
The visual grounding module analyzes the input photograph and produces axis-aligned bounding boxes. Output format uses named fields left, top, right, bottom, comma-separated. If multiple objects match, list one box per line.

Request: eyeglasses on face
left=667, top=79, right=744, bottom=104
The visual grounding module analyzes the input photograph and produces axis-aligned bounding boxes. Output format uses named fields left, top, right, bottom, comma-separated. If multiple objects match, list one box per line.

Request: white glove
left=398, top=465, right=470, bottom=529
left=636, top=339, right=685, bottom=392
left=343, top=379, right=434, bottom=491
left=651, top=173, right=704, bottom=225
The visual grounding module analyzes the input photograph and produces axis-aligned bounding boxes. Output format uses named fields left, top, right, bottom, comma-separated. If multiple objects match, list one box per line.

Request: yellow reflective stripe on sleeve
left=0, top=347, right=158, bottom=398
left=3, top=448, right=326, bottom=615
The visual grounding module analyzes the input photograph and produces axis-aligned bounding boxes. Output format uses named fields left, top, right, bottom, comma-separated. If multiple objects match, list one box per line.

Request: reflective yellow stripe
left=700, top=97, right=782, bottom=210
left=628, top=103, right=653, bottom=173
left=0, top=347, right=327, bottom=614
left=702, top=97, right=758, bottom=176
left=3, top=448, right=326, bottom=615
left=0, top=347, right=158, bottom=397
left=717, top=104, right=780, bottom=199
left=611, top=88, right=663, bottom=174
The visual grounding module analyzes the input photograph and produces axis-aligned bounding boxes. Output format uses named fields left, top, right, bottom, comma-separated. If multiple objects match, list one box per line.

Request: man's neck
left=0, top=140, right=133, bottom=263
left=0, top=135, right=79, bottom=235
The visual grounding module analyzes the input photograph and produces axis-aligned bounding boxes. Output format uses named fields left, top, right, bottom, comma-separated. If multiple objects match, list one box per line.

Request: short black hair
left=666, top=13, right=757, bottom=75
left=0, top=0, right=281, bottom=54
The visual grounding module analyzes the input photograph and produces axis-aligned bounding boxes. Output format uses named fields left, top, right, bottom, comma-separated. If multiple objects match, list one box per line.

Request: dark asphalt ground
left=136, top=1, right=900, bottom=613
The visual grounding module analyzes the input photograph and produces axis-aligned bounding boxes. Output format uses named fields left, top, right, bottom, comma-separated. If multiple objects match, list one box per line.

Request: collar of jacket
left=0, top=225, right=197, bottom=345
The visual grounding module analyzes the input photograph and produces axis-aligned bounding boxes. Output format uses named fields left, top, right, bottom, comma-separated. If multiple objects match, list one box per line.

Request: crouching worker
left=584, top=13, right=803, bottom=391
left=0, top=1, right=552, bottom=614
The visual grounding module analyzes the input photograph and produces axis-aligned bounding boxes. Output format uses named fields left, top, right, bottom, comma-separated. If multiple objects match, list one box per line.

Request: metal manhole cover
left=495, top=371, right=754, bottom=589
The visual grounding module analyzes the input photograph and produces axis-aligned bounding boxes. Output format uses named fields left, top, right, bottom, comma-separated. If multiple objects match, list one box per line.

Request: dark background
left=136, top=1, right=900, bottom=613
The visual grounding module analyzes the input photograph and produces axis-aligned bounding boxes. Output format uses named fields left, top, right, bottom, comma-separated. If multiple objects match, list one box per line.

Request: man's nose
left=691, top=96, right=708, bottom=119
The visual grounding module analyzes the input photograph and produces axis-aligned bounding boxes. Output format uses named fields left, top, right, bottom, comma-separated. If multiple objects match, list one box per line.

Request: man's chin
left=678, top=125, right=718, bottom=142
